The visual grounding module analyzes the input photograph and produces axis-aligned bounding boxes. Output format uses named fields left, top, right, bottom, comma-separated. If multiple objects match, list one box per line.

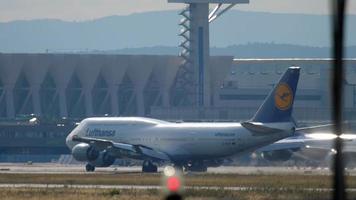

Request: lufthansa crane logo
left=274, top=83, right=293, bottom=110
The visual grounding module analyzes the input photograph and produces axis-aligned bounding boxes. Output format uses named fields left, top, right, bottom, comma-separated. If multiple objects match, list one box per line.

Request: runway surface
left=1, top=183, right=355, bottom=192
left=0, top=184, right=350, bottom=192
left=0, top=163, right=350, bottom=175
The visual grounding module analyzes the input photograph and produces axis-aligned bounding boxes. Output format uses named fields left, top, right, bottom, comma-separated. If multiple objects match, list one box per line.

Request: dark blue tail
left=251, top=66, right=300, bottom=123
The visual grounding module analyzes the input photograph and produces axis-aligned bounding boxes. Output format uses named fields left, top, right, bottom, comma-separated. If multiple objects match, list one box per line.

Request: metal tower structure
left=168, top=0, right=249, bottom=107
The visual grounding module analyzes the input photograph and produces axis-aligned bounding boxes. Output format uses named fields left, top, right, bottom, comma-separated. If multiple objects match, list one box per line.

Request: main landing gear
left=142, top=160, right=158, bottom=173
left=86, top=163, right=95, bottom=172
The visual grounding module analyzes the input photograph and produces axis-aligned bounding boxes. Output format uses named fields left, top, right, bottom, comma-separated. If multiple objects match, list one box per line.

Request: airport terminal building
left=0, top=54, right=356, bottom=162
left=1, top=54, right=355, bottom=121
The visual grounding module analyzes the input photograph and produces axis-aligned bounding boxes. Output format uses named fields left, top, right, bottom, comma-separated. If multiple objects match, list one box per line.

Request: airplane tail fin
left=251, top=66, right=300, bottom=123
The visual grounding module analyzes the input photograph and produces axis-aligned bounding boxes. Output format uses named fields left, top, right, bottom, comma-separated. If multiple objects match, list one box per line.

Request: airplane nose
left=66, top=132, right=75, bottom=149
left=65, top=134, right=71, bottom=148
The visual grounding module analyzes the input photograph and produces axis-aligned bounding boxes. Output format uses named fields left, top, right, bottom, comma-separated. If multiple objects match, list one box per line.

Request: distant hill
left=0, top=10, right=355, bottom=53
left=88, top=43, right=356, bottom=58
left=210, top=44, right=356, bottom=58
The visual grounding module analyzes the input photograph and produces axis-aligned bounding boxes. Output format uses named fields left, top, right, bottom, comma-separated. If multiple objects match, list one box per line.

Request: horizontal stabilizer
left=241, top=122, right=284, bottom=134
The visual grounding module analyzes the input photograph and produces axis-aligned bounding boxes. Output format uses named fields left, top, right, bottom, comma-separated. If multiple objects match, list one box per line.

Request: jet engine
left=72, top=143, right=99, bottom=162
left=89, top=150, right=115, bottom=167
left=261, top=150, right=294, bottom=162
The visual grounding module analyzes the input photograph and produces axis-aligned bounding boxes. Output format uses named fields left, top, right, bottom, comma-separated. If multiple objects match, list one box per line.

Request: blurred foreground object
left=163, top=166, right=184, bottom=200
left=331, top=0, right=347, bottom=199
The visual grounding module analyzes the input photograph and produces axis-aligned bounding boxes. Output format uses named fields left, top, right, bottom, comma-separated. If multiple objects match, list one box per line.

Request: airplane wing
left=258, top=132, right=356, bottom=153
left=256, top=134, right=337, bottom=153
left=256, top=123, right=337, bottom=152
left=72, top=135, right=171, bottom=161
left=241, top=122, right=284, bottom=134
left=295, top=124, right=334, bottom=133
left=256, top=136, right=306, bottom=152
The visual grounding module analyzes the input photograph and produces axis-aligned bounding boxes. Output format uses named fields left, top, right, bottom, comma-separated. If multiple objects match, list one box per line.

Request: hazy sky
left=0, top=0, right=355, bottom=22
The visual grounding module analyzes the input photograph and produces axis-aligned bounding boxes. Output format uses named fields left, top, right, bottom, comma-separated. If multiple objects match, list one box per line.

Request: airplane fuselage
left=66, top=117, right=294, bottom=163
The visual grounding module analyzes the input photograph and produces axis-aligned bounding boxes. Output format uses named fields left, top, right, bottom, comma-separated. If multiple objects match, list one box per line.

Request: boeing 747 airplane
left=66, top=66, right=301, bottom=172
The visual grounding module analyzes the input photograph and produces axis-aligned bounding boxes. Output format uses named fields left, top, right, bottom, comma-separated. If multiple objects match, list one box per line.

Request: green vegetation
left=0, top=173, right=349, bottom=188
left=1, top=187, right=356, bottom=200
left=1, top=173, right=356, bottom=199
